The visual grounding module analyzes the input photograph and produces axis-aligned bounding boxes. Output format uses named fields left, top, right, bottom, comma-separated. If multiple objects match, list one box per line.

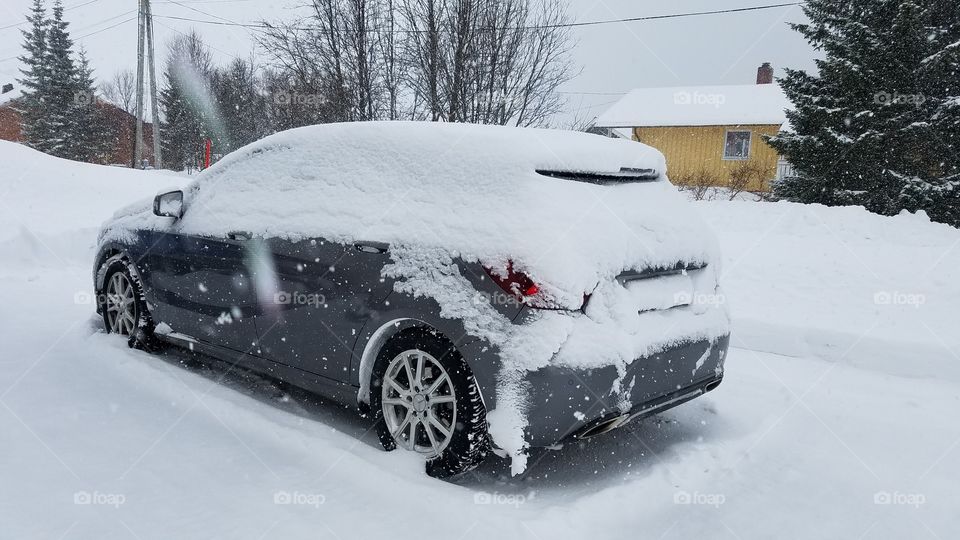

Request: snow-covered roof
left=595, top=84, right=791, bottom=128
left=0, top=85, right=22, bottom=106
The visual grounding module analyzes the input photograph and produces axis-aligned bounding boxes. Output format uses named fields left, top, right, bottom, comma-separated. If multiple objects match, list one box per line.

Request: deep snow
left=1, top=140, right=959, bottom=539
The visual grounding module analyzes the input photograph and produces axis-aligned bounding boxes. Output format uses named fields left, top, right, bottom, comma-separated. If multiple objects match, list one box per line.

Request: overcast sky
left=0, top=0, right=818, bottom=124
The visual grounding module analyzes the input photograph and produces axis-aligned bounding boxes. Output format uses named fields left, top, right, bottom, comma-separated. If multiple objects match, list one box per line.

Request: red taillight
left=484, top=262, right=541, bottom=302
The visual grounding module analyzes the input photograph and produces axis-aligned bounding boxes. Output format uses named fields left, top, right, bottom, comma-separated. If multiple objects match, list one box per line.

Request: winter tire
left=371, top=329, right=489, bottom=478
left=99, top=257, right=163, bottom=352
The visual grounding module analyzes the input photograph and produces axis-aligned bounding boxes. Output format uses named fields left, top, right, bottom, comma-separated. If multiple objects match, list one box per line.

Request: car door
left=251, top=237, right=393, bottom=382
left=135, top=228, right=260, bottom=354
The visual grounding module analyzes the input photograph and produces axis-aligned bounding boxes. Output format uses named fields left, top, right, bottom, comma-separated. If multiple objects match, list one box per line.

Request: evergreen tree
left=897, top=0, right=960, bottom=226
left=212, top=58, right=269, bottom=153
left=68, top=49, right=112, bottom=163
left=159, top=31, right=216, bottom=170
left=42, top=0, right=78, bottom=158
left=770, top=0, right=960, bottom=226
left=17, top=0, right=54, bottom=153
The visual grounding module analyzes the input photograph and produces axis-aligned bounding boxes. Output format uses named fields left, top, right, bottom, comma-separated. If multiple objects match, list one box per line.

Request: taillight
left=483, top=261, right=557, bottom=308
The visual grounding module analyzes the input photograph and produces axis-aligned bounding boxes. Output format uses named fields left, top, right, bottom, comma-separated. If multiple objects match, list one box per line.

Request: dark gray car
left=93, top=123, right=729, bottom=478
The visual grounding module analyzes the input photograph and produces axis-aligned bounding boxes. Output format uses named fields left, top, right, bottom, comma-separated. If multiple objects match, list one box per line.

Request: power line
left=162, top=0, right=240, bottom=24
left=0, top=14, right=137, bottom=63
left=152, top=17, right=246, bottom=61
left=150, top=2, right=803, bottom=33
left=72, top=10, right=137, bottom=33
left=76, top=15, right=137, bottom=39
left=0, top=0, right=104, bottom=32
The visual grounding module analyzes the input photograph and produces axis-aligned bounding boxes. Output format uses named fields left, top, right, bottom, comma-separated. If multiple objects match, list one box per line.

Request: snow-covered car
left=93, top=122, right=730, bottom=477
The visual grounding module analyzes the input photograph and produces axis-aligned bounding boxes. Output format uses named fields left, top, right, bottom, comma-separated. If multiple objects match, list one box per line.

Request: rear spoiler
left=536, top=167, right=660, bottom=185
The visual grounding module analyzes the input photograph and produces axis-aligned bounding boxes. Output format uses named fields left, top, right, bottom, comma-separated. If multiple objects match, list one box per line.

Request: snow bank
left=696, top=199, right=960, bottom=382
left=0, top=141, right=184, bottom=267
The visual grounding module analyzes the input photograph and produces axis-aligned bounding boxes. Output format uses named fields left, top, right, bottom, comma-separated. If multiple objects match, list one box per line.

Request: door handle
left=354, top=242, right=388, bottom=254
left=228, top=232, right=250, bottom=241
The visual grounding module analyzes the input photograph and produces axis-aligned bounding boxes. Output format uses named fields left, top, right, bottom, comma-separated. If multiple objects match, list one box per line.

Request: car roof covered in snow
left=206, top=121, right=665, bottom=180
left=103, top=121, right=719, bottom=304
left=594, top=84, right=791, bottom=128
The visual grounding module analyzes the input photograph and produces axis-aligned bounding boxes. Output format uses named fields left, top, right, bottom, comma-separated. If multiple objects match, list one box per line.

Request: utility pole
left=134, top=0, right=162, bottom=169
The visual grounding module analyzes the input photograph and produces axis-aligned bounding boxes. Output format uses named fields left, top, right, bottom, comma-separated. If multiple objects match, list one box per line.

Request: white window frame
left=723, top=129, right=753, bottom=161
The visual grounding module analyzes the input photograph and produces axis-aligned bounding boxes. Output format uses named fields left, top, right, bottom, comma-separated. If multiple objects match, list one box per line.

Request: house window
left=723, top=130, right=752, bottom=160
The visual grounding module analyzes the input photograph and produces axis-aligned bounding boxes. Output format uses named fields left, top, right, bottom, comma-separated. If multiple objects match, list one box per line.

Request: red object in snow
left=204, top=139, right=212, bottom=170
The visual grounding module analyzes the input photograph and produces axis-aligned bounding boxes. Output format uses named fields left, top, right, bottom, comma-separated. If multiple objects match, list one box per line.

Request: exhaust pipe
left=576, top=414, right=629, bottom=439
left=705, top=379, right=722, bottom=393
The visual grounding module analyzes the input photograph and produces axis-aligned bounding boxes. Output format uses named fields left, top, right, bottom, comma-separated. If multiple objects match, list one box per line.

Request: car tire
left=99, top=257, right=164, bottom=352
left=371, top=328, right=490, bottom=479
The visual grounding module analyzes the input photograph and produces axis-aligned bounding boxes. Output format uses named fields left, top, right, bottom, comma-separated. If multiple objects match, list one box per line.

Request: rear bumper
left=523, top=334, right=729, bottom=447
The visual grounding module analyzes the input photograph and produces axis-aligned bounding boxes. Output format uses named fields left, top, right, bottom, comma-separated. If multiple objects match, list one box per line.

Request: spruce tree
left=17, top=0, right=54, bottom=153
left=770, top=0, right=960, bottom=226
left=42, top=0, right=77, bottom=158
left=897, top=0, right=960, bottom=226
left=160, top=32, right=215, bottom=170
left=69, top=49, right=112, bottom=163
left=213, top=58, right=268, bottom=153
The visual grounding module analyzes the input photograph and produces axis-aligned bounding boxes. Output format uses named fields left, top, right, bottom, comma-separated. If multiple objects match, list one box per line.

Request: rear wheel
left=372, top=330, right=489, bottom=478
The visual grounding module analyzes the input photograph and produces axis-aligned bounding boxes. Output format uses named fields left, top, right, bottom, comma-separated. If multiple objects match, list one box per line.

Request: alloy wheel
left=105, top=272, right=137, bottom=336
left=381, top=349, right=457, bottom=458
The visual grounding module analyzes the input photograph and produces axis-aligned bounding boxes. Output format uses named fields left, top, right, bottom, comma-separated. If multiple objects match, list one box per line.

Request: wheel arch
left=354, top=318, right=495, bottom=414
left=93, top=244, right=133, bottom=294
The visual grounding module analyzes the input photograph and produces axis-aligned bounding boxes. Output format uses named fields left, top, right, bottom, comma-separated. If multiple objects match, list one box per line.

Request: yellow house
left=594, top=76, right=791, bottom=192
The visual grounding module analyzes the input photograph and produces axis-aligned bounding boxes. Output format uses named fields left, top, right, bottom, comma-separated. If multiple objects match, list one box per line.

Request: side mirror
left=153, top=190, right=184, bottom=219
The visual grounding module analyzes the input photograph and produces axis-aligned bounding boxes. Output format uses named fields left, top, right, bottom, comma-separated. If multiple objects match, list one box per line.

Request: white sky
left=0, top=0, right=818, bottom=124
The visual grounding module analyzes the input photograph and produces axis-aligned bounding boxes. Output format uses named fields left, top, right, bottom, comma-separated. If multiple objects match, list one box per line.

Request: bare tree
left=400, top=0, right=444, bottom=120
left=260, top=0, right=576, bottom=126
left=403, top=0, right=574, bottom=126
left=376, top=0, right=402, bottom=119
left=103, top=69, right=136, bottom=114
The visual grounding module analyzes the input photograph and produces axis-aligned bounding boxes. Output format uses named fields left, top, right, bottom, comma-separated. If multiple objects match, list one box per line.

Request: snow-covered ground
left=1, top=140, right=958, bottom=539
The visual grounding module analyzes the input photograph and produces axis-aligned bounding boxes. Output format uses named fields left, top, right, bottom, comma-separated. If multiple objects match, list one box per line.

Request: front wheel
left=99, top=257, right=162, bottom=351
left=103, top=267, right=139, bottom=336
left=372, top=330, right=489, bottom=478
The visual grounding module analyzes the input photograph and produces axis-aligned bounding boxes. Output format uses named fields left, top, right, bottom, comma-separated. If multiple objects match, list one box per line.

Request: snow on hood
left=166, top=121, right=718, bottom=302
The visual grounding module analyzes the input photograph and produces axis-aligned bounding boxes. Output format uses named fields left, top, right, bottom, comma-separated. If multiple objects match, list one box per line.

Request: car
left=93, top=121, right=730, bottom=478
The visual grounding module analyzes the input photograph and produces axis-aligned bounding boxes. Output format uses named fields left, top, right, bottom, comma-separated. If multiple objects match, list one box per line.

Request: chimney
left=756, top=62, right=774, bottom=85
